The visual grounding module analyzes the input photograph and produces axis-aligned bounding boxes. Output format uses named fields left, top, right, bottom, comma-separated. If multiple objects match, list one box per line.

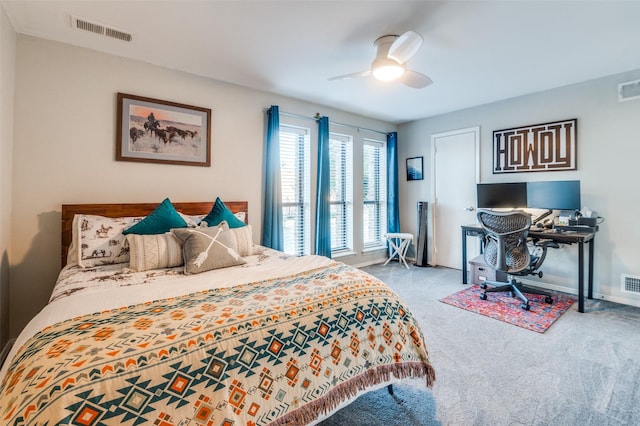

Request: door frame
left=430, top=126, right=480, bottom=266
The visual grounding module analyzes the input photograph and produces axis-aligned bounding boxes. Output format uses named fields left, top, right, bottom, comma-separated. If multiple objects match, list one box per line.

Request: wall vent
left=618, top=79, right=640, bottom=102
left=70, top=15, right=133, bottom=42
left=621, top=274, right=640, bottom=294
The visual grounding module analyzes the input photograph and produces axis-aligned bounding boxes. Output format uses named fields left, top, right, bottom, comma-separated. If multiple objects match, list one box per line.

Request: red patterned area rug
left=440, top=285, right=576, bottom=333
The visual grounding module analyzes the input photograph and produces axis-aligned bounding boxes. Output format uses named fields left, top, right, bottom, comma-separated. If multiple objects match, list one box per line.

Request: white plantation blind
left=363, top=139, right=387, bottom=248
left=329, top=133, right=353, bottom=253
left=280, top=125, right=310, bottom=256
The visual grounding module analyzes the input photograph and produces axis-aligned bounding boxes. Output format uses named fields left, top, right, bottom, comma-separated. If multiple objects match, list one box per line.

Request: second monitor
left=526, top=180, right=581, bottom=211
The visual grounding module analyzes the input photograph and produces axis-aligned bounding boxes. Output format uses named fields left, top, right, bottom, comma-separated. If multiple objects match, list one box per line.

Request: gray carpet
left=319, top=263, right=640, bottom=425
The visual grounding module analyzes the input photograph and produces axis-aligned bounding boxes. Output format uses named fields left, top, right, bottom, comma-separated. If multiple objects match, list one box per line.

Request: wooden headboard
left=61, top=201, right=248, bottom=268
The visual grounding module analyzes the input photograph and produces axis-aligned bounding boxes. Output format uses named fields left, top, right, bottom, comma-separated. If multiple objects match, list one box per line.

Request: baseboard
left=518, top=278, right=640, bottom=308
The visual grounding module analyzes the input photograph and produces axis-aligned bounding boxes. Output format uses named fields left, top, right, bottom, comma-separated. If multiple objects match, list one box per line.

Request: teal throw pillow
left=202, top=197, right=246, bottom=228
left=123, top=198, right=188, bottom=235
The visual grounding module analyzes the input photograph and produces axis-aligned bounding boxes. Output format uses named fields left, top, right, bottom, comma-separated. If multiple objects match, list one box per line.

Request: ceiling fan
left=329, top=30, right=433, bottom=89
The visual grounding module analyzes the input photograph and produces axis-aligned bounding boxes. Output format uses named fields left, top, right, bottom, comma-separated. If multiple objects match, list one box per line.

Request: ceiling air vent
left=618, top=79, right=640, bottom=102
left=70, top=15, right=133, bottom=42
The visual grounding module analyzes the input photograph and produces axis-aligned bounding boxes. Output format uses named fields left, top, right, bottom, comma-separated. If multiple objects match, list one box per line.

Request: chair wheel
left=545, top=296, right=553, bottom=304
left=510, top=291, right=516, bottom=298
left=537, top=271, right=543, bottom=278
left=521, top=303, right=530, bottom=311
left=480, top=293, right=487, bottom=300
left=480, top=283, right=487, bottom=289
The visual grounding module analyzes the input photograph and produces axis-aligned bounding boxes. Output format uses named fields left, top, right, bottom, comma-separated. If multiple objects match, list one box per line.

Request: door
left=431, top=127, right=479, bottom=269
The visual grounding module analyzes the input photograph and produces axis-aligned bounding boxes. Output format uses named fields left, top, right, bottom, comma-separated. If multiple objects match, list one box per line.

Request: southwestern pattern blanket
left=0, top=262, right=434, bottom=425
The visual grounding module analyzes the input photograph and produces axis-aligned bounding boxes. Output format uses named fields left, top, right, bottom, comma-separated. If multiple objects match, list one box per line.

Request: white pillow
left=234, top=212, right=246, bottom=223
left=75, top=214, right=142, bottom=268
left=126, top=233, right=183, bottom=272
left=179, top=212, right=205, bottom=228
left=227, top=224, right=254, bottom=256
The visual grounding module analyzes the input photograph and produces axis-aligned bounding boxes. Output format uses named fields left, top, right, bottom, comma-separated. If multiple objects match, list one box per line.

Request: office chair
left=476, top=209, right=554, bottom=311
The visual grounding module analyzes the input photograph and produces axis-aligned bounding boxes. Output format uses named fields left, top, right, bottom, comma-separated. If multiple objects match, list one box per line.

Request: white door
left=431, top=127, right=479, bottom=269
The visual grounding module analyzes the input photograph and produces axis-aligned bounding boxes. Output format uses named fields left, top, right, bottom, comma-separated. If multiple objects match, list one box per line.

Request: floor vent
left=621, top=274, right=640, bottom=294
left=71, top=15, right=133, bottom=42
left=618, top=79, right=640, bottom=102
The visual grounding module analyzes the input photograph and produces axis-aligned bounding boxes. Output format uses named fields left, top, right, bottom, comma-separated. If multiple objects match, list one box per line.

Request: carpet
left=440, top=285, right=576, bottom=333
left=318, top=384, right=438, bottom=426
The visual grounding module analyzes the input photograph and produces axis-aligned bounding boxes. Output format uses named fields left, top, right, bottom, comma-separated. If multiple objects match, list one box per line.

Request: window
left=280, top=125, right=310, bottom=256
left=329, top=133, right=353, bottom=253
left=363, top=139, right=387, bottom=248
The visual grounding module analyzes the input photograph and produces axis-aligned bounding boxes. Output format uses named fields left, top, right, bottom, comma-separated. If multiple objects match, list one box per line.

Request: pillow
left=75, top=214, right=142, bottom=268
left=234, top=212, right=246, bottom=223
left=172, top=222, right=245, bottom=274
left=201, top=197, right=246, bottom=228
left=127, top=233, right=183, bottom=272
left=179, top=212, right=205, bottom=228
left=123, top=198, right=188, bottom=235
left=205, top=223, right=253, bottom=256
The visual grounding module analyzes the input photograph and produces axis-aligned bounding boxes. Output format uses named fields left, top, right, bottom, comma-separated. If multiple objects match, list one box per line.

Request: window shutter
left=363, top=139, right=387, bottom=248
left=329, top=133, right=353, bottom=252
left=280, top=125, right=310, bottom=256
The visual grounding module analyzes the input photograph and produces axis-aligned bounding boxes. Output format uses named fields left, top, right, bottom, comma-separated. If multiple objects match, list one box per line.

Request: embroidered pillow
left=172, top=222, right=245, bottom=274
left=201, top=197, right=246, bottom=228
left=123, top=198, right=188, bottom=235
left=75, top=214, right=142, bottom=268
left=126, top=233, right=184, bottom=272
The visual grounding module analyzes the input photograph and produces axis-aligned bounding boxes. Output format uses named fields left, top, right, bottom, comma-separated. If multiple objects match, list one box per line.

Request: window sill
left=362, top=245, right=387, bottom=254
left=332, top=250, right=357, bottom=259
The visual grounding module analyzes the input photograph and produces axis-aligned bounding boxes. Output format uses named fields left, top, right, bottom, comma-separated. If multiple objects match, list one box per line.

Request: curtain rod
left=278, top=110, right=391, bottom=136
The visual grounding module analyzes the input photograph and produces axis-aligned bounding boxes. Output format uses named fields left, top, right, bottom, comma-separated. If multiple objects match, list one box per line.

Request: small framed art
left=116, top=92, right=211, bottom=167
left=406, top=156, right=424, bottom=181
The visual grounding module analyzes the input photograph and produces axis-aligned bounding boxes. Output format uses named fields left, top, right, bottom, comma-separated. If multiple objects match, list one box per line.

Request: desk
left=461, top=224, right=595, bottom=313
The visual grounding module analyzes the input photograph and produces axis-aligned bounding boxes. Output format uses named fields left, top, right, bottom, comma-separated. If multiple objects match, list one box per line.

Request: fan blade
left=401, top=70, right=433, bottom=89
left=328, top=70, right=371, bottom=81
left=388, top=30, right=423, bottom=64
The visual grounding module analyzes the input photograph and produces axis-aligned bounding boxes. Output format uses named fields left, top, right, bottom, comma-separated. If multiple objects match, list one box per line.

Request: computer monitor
left=476, top=182, right=527, bottom=209
left=526, top=180, right=581, bottom=211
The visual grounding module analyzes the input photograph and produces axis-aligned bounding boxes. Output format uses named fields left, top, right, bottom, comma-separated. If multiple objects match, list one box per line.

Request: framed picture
left=116, top=92, right=211, bottom=167
left=406, top=156, right=424, bottom=181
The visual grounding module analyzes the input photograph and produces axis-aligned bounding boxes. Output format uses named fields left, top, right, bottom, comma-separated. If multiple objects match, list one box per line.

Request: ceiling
left=3, top=1, right=640, bottom=124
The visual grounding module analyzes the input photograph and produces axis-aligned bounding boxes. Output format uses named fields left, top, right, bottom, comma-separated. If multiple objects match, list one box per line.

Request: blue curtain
left=262, top=105, right=283, bottom=250
left=314, top=116, right=332, bottom=258
left=387, top=132, right=401, bottom=234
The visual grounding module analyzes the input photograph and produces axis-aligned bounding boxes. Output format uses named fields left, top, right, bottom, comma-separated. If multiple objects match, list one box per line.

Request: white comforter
left=0, top=246, right=333, bottom=382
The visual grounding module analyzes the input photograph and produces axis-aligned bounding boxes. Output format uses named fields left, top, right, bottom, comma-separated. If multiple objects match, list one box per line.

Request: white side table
left=383, top=232, right=414, bottom=269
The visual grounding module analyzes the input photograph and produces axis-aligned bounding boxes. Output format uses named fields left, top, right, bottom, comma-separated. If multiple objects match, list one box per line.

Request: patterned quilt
left=0, top=261, right=434, bottom=425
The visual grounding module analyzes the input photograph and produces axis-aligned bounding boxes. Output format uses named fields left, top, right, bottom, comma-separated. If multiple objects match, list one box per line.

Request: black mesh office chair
left=476, top=209, right=555, bottom=311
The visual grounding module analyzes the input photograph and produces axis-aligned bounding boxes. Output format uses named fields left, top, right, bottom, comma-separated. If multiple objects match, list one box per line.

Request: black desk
left=461, top=224, right=595, bottom=313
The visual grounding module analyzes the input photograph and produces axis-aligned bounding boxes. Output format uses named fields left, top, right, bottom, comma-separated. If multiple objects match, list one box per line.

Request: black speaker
left=416, top=202, right=429, bottom=267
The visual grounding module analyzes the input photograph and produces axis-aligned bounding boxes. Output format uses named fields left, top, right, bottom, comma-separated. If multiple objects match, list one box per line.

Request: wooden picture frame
left=116, top=92, right=211, bottom=167
left=406, top=156, right=424, bottom=181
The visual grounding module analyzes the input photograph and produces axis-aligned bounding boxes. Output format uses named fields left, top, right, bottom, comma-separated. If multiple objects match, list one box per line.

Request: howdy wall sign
left=493, top=119, right=577, bottom=174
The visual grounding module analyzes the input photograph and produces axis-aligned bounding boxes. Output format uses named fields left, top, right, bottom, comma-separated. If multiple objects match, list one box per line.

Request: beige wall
left=10, top=36, right=393, bottom=337
left=398, top=69, right=640, bottom=306
left=0, top=6, right=15, bottom=347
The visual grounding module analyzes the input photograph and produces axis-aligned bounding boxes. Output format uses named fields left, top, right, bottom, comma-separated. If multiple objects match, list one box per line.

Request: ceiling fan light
left=372, top=65, right=405, bottom=81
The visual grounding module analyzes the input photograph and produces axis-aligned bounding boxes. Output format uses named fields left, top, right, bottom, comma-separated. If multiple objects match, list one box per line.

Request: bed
left=0, top=200, right=434, bottom=425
